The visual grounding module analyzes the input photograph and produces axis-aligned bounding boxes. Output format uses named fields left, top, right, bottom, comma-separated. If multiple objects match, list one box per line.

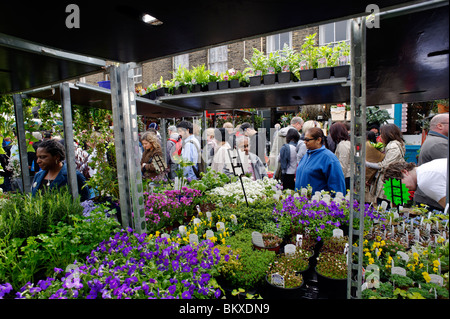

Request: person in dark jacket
left=31, top=139, right=91, bottom=202
left=278, top=128, right=300, bottom=190
left=295, top=127, right=346, bottom=195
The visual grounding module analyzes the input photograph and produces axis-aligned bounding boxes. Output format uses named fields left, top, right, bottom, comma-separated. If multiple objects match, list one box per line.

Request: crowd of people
left=1, top=112, right=448, bottom=211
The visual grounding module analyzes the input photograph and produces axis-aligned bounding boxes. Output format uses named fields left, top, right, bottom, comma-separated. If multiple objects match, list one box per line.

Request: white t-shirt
left=416, top=158, right=448, bottom=203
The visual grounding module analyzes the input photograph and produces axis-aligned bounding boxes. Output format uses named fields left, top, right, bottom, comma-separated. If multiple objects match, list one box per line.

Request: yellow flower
left=221, top=238, right=226, bottom=244
left=155, top=231, right=160, bottom=237
left=422, top=272, right=431, bottom=283
left=380, top=240, right=386, bottom=246
left=433, top=267, right=438, bottom=273
left=365, top=252, right=371, bottom=257
left=376, top=249, right=382, bottom=257
left=148, top=234, right=154, bottom=240
left=413, top=252, right=419, bottom=261
left=368, top=257, right=375, bottom=265
left=419, top=263, right=424, bottom=269
left=433, top=260, right=440, bottom=267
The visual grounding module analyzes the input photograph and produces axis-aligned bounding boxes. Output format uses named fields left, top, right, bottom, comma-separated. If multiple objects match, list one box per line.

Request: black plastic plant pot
left=155, top=87, right=168, bottom=97
left=172, top=87, right=181, bottom=95
left=192, top=84, right=202, bottom=93
left=316, top=67, right=332, bottom=80
left=299, top=69, right=315, bottom=81
left=263, top=73, right=277, bottom=85
left=207, top=82, right=218, bottom=91
left=264, top=275, right=305, bottom=299
left=315, top=269, right=347, bottom=299
left=277, top=71, right=294, bottom=83
left=218, top=80, right=229, bottom=90
left=229, top=79, right=240, bottom=89
left=249, top=75, right=262, bottom=86
left=142, top=91, right=157, bottom=100
left=180, top=85, right=189, bottom=94
left=333, top=65, right=350, bottom=78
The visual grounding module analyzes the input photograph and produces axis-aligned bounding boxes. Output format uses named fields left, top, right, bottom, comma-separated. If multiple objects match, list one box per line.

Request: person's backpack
left=188, top=140, right=206, bottom=179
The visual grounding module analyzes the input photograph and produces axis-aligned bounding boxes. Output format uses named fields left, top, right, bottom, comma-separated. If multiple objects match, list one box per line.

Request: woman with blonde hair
left=140, top=131, right=166, bottom=180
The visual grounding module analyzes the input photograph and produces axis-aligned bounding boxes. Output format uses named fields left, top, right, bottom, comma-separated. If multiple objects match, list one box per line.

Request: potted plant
left=345, top=104, right=351, bottom=121
left=264, top=252, right=305, bottom=299
left=331, top=41, right=351, bottom=78
left=315, top=252, right=348, bottom=299
left=142, top=82, right=158, bottom=100
left=218, top=71, right=230, bottom=90
left=277, top=44, right=300, bottom=83
left=320, top=235, right=349, bottom=254
left=253, top=233, right=283, bottom=254
left=299, top=33, right=318, bottom=81
left=207, top=72, right=220, bottom=91
left=315, top=45, right=333, bottom=79
left=226, top=68, right=243, bottom=88
left=263, top=51, right=280, bottom=85
left=435, top=99, right=449, bottom=113
left=243, top=47, right=267, bottom=86
left=330, top=104, right=346, bottom=121
left=190, top=64, right=210, bottom=92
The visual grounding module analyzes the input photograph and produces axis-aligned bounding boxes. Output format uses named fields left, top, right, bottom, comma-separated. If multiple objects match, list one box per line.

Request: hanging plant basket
left=299, top=69, right=315, bottom=81
left=333, top=65, right=350, bottom=78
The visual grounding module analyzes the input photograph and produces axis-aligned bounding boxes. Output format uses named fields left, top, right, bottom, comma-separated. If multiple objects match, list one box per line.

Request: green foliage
left=300, top=33, right=319, bottom=69
left=190, top=168, right=235, bottom=193
left=243, top=48, right=268, bottom=75
left=218, top=228, right=276, bottom=290
left=0, top=209, right=119, bottom=291
left=366, top=106, right=393, bottom=126
left=0, top=187, right=83, bottom=240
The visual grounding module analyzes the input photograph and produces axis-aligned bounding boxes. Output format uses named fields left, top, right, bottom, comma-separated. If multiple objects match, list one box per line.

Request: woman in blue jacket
left=31, top=139, right=91, bottom=202
left=295, top=127, right=346, bottom=195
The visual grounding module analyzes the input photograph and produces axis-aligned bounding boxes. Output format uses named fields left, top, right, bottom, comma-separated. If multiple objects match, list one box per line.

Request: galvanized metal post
left=12, top=94, right=31, bottom=193
left=347, top=17, right=367, bottom=299
left=110, top=65, right=133, bottom=229
left=161, top=118, right=167, bottom=164
left=112, top=63, right=147, bottom=234
left=59, top=82, right=79, bottom=200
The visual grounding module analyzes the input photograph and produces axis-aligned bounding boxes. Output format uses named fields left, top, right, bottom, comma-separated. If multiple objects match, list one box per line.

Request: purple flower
left=182, top=290, right=192, bottom=299
left=168, top=285, right=176, bottom=295
left=214, top=289, right=221, bottom=298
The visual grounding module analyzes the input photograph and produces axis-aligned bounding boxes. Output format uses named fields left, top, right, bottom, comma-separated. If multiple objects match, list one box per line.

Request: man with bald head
left=414, top=113, right=449, bottom=210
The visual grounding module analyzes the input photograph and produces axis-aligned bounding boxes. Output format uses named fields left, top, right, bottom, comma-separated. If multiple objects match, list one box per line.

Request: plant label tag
left=300, top=188, right=308, bottom=197
left=216, top=222, right=225, bottom=232
left=205, top=230, right=214, bottom=240
left=282, top=65, right=290, bottom=72
left=411, top=246, right=419, bottom=255
left=414, top=229, right=420, bottom=242
left=231, top=214, right=237, bottom=225
left=296, top=234, right=303, bottom=247
left=284, top=244, right=296, bottom=255
left=179, top=226, right=187, bottom=236
left=252, top=232, right=264, bottom=247
left=267, top=67, right=275, bottom=74
left=255, top=70, right=262, bottom=76
left=391, top=266, right=407, bottom=276
left=338, top=56, right=348, bottom=65
left=206, top=211, right=212, bottom=221
left=380, top=201, right=388, bottom=212
left=393, top=211, right=399, bottom=219
left=271, top=273, right=285, bottom=288
left=161, top=233, right=170, bottom=240
left=193, top=218, right=201, bottom=227
left=429, top=274, right=444, bottom=287
left=396, top=251, right=409, bottom=262
left=300, top=61, right=308, bottom=70
left=426, top=223, right=431, bottom=232
left=428, top=212, right=432, bottom=219
left=420, top=217, right=424, bottom=225
left=333, top=229, right=344, bottom=238
left=196, top=205, right=201, bottom=214
left=189, top=234, right=199, bottom=245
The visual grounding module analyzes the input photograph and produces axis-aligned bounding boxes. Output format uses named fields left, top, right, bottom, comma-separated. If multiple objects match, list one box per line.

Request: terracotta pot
left=438, top=103, right=449, bottom=113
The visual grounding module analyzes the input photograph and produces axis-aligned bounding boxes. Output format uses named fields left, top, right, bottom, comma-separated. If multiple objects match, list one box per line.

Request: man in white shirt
left=384, top=158, right=448, bottom=210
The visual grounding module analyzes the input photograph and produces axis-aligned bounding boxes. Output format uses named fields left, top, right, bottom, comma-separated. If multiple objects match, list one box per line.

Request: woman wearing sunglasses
left=295, top=127, right=346, bottom=195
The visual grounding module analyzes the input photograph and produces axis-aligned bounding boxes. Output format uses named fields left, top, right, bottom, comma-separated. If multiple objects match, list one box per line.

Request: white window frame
left=173, top=53, right=189, bottom=73
left=208, top=45, right=228, bottom=74
left=319, top=20, right=351, bottom=47
left=132, top=65, right=142, bottom=84
left=266, top=32, right=292, bottom=53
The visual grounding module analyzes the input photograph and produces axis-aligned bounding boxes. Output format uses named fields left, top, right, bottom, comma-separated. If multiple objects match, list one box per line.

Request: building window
left=133, top=65, right=142, bottom=84
left=208, top=45, right=228, bottom=74
left=319, top=20, right=350, bottom=46
left=266, top=32, right=292, bottom=53
left=173, top=53, right=189, bottom=72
